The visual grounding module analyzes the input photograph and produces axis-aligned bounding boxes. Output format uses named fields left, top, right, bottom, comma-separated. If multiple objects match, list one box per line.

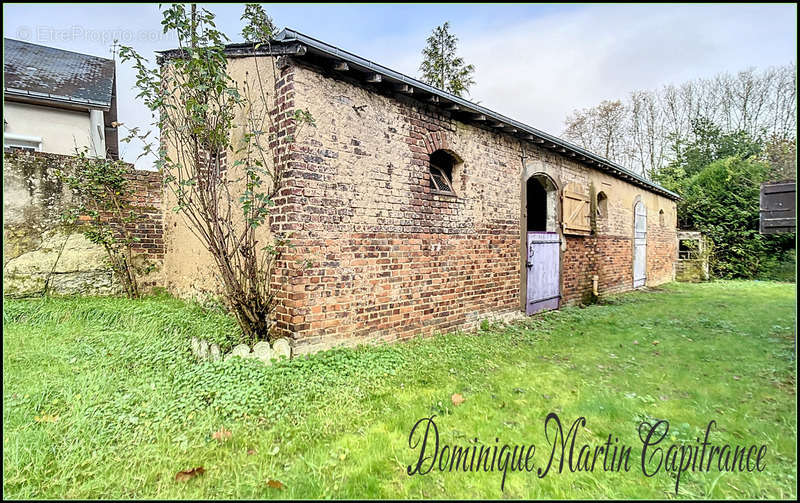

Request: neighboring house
left=159, top=29, right=680, bottom=355
left=3, top=38, right=118, bottom=159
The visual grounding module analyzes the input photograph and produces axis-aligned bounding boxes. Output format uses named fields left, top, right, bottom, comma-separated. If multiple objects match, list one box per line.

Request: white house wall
left=3, top=101, right=95, bottom=156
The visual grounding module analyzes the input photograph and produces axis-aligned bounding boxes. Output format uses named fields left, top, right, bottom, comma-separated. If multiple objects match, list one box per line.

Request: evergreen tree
left=419, top=22, right=475, bottom=97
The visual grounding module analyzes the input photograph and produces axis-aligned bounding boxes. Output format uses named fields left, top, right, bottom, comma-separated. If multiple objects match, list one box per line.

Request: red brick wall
left=119, top=170, right=165, bottom=263
left=2, top=150, right=163, bottom=264
left=163, top=55, right=682, bottom=353
left=270, top=62, right=523, bottom=353
left=562, top=236, right=597, bottom=304
left=595, top=236, right=635, bottom=295
left=562, top=230, right=675, bottom=303
left=270, top=59, right=307, bottom=341
left=648, top=229, right=678, bottom=286
left=264, top=59, right=679, bottom=353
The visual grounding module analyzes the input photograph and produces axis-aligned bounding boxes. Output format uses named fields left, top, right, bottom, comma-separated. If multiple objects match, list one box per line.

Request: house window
left=429, top=149, right=457, bottom=195
left=5, top=144, right=38, bottom=152
left=4, top=133, right=42, bottom=152
left=659, top=209, right=665, bottom=227
left=596, top=191, right=608, bottom=218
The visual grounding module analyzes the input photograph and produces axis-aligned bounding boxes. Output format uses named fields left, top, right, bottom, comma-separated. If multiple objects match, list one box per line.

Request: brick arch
left=422, top=131, right=461, bottom=162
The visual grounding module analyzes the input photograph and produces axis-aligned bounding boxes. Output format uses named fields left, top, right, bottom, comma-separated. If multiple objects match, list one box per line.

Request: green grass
left=3, top=281, right=796, bottom=499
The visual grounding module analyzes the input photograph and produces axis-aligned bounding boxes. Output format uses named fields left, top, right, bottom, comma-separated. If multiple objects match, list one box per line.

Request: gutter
left=4, top=87, right=111, bottom=110
left=4, top=132, right=43, bottom=144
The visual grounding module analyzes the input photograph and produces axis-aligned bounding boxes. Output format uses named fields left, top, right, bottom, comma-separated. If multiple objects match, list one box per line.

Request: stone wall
left=3, top=149, right=164, bottom=297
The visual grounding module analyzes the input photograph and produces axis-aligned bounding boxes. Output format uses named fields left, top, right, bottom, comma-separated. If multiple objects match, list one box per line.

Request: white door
left=633, top=201, right=647, bottom=288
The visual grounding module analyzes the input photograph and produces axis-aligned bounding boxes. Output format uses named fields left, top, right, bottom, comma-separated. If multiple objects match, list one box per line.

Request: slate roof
left=4, top=38, right=115, bottom=108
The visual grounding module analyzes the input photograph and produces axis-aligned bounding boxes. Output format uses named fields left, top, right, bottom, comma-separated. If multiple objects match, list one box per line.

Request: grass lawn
left=3, top=281, right=796, bottom=499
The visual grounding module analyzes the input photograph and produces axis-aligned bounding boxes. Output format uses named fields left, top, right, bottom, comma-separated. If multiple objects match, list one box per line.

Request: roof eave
left=155, top=29, right=680, bottom=201
left=4, top=88, right=111, bottom=111
left=274, top=28, right=680, bottom=201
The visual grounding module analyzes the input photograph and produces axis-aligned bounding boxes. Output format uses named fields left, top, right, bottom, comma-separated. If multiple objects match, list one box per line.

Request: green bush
left=680, top=156, right=795, bottom=279
left=758, top=248, right=796, bottom=282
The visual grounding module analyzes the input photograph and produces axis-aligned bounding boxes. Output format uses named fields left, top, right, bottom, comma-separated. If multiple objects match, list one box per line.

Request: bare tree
left=561, top=63, right=797, bottom=179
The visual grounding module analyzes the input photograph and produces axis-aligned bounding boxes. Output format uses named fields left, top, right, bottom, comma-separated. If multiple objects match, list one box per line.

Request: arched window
left=596, top=191, right=608, bottom=218
left=659, top=209, right=665, bottom=227
left=429, top=149, right=457, bottom=195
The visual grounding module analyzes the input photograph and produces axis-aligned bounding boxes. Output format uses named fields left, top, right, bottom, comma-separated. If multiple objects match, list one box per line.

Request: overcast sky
left=3, top=3, right=796, bottom=168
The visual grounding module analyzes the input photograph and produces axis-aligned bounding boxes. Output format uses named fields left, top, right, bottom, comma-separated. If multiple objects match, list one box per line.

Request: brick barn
left=160, top=30, right=680, bottom=355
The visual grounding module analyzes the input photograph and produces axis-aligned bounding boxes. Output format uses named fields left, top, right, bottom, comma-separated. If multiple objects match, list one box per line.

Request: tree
left=762, top=134, right=797, bottom=181
left=55, top=149, right=153, bottom=299
left=679, top=156, right=790, bottom=279
left=563, top=100, right=631, bottom=172
left=656, top=117, right=763, bottom=196
left=241, top=3, right=276, bottom=43
left=419, top=22, right=475, bottom=97
left=119, top=4, right=314, bottom=343
left=561, top=63, right=796, bottom=179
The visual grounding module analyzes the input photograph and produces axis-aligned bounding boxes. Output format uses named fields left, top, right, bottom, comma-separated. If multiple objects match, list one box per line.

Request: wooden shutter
left=561, top=182, right=591, bottom=235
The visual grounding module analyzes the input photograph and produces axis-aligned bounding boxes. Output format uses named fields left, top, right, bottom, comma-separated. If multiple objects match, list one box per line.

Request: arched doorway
left=525, top=174, right=560, bottom=315
left=633, top=200, right=647, bottom=288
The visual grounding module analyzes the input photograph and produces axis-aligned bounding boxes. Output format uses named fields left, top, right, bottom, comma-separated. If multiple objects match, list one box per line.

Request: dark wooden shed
left=760, top=181, right=796, bottom=234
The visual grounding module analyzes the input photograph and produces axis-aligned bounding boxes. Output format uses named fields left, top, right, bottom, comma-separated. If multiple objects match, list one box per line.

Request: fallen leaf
left=267, top=479, right=285, bottom=490
left=175, top=467, right=205, bottom=482
left=212, top=427, right=232, bottom=442
left=652, top=340, right=660, bottom=346
left=451, top=393, right=465, bottom=406
left=34, top=414, right=59, bottom=423
left=247, top=448, right=256, bottom=456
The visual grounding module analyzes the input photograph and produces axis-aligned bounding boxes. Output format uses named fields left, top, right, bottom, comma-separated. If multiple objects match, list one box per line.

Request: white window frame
left=4, top=132, right=43, bottom=151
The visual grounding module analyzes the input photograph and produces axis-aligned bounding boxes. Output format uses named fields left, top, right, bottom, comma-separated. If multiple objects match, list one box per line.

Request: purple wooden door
left=526, top=232, right=560, bottom=315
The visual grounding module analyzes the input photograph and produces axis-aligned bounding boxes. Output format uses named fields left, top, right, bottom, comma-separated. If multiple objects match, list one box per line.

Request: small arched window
left=659, top=209, right=665, bottom=227
left=596, top=191, right=608, bottom=218
left=428, top=149, right=457, bottom=195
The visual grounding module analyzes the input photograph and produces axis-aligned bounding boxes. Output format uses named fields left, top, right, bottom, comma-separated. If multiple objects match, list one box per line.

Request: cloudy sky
left=3, top=3, right=796, bottom=168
